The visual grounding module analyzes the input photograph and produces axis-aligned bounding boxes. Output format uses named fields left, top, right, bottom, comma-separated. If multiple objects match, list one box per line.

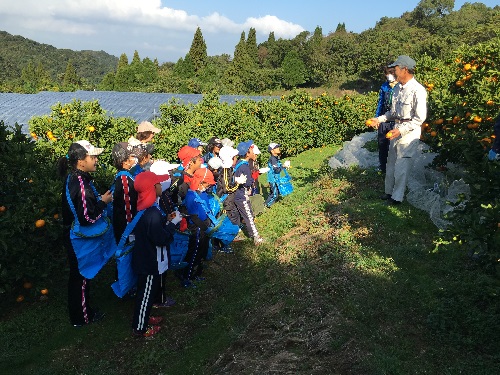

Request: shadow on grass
left=1, top=150, right=498, bottom=375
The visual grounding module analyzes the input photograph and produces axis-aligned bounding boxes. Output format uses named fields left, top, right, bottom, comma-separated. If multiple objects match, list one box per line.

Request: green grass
left=1, top=144, right=499, bottom=374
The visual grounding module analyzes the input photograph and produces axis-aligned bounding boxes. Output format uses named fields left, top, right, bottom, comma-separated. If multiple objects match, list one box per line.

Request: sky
left=0, top=0, right=498, bottom=64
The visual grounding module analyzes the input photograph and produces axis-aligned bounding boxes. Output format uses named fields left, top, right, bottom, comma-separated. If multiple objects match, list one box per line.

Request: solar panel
left=0, top=91, right=276, bottom=134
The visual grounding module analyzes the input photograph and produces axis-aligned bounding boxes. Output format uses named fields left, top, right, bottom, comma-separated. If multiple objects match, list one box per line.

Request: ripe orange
left=452, top=116, right=461, bottom=124
left=23, top=282, right=32, bottom=289
left=433, top=118, right=444, bottom=125
left=35, top=219, right=46, bottom=228
left=473, top=116, right=482, bottom=123
left=365, top=119, right=373, bottom=126
left=430, top=131, right=437, bottom=137
left=456, top=80, right=464, bottom=87
left=467, top=123, right=479, bottom=129
left=40, top=289, right=49, bottom=295
left=16, top=295, right=25, bottom=303
left=386, top=132, right=393, bottom=139
left=53, top=213, right=59, bottom=219
left=486, top=100, right=494, bottom=106
left=88, top=126, right=96, bottom=132
left=463, top=63, right=472, bottom=71
left=0, top=206, right=6, bottom=212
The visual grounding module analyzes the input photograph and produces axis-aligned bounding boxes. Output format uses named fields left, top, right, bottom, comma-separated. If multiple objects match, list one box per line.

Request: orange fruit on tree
left=473, top=116, right=482, bottom=123
left=433, top=118, right=444, bottom=125
left=452, top=116, right=461, bottom=124
left=430, top=131, right=437, bottom=137
left=53, top=213, right=59, bottom=219
left=23, top=282, right=32, bottom=289
left=463, top=63, right=472, bottom=71
left=465, top=112, right=472, bottom=118
left=35, top=219, right=46, bottom=228
left=486, top=100, right=494, bottom=106
left=0, top=206, right=6, bottom=212
left=88, top=126, right=96, bottom=132
left=40, top=289, right=49, bottom=295
left=16, top=295, right=25, bottom=303
left=456, top=80, right=464, bottom=87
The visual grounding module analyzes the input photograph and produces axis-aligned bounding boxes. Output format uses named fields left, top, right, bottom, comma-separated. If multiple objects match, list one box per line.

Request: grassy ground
left=1, top=144, right=499, bottom=374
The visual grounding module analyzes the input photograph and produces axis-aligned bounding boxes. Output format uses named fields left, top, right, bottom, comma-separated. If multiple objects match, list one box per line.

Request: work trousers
left=385, top=142, right=415, bottom=202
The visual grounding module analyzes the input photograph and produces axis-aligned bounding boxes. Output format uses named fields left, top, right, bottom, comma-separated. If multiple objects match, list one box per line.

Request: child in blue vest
left=234, top=141, right=265, bottom=246
left=111, top=142, right=138, bottom=244
left=181, top=168, right=217, bottom=287
left=265, top=143, right=290, bottom=208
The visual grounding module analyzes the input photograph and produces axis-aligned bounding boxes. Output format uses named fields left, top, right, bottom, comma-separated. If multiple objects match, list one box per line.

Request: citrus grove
left=1, top=37, right=499, bottom=305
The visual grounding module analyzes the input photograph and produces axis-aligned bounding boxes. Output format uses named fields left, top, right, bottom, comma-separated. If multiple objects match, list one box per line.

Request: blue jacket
left=375, top=81, right=395, bottom=117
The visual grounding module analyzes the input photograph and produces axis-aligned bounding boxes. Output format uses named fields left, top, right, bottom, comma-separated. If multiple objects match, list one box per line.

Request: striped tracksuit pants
left=235, top=197, right=260, bottom=239
left=132, top=274, right=161, bottom=333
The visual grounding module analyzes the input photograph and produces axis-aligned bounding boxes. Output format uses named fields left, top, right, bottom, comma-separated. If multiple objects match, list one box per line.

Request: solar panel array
left=0, top=91, right=275, bottom=134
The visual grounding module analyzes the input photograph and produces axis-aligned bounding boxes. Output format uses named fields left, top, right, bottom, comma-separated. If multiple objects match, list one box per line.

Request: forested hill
left=0, top=31, right=118, bottom=86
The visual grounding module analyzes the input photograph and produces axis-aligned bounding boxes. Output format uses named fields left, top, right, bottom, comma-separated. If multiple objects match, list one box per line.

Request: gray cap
left=388, top=55, right=416, bottom=69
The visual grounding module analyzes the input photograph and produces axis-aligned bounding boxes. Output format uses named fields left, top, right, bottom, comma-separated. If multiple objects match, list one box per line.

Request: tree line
left=1, top=0, right=499, bottom=95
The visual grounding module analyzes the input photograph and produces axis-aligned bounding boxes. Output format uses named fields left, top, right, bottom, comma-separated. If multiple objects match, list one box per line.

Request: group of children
left=58, top=121, right=293, bottom=337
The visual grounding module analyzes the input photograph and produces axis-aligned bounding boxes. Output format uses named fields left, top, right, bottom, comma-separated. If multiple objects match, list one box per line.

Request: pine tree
left=62, top=60, right=79, bottom=87
left=114, top=53, right=131, bottom=91
left=188, top=27, right=208, bottom=75
left=246, top=28, right=259, bottom=66
left=281, top=50, right=307, bottom=88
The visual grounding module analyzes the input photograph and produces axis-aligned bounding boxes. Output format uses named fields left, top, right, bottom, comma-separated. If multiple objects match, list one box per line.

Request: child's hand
left=259, top=167, right=270, bottom=174
left=234, top=174, right=247, bottom=184
left=101, top=190, right=113, bottom=204
left=283, top=160, right=291, bottom=168
left=169, top=210, right=182, bottom=225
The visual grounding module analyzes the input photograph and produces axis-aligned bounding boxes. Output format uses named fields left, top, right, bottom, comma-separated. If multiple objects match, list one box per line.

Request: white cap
left=150, top=160, right=179, bottom=174
left=137, top=121, right=161, bottom=133
left=253, top=144, right=261, bottom=155
left=219, top=146, right=239, bottom=168
left=76, top=140, right=104, bottom=156
left=207, top=156, right=223, bottom=170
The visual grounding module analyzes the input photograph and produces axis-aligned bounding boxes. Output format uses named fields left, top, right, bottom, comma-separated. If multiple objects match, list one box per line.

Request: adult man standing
left=367, top=55, right=427, bottom=205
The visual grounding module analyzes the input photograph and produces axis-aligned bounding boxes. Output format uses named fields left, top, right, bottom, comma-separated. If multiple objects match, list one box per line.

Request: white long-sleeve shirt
left=377, top=77, right=427, bottom=138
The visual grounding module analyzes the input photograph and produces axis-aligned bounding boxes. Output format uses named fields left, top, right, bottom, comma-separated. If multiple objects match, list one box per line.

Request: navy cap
left=268, top=142, right=281, bottom=152
left=236, top=140, right=254, bottom=156
left=188, top=138, right=207, bottom=148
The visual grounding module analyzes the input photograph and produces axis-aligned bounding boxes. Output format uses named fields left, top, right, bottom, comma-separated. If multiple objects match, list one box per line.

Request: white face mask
left=386, top=74, right=395, bottom=82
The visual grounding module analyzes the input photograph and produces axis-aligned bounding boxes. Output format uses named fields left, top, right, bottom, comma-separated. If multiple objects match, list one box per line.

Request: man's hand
left=366, top=118, right=380, bottom=129
left=386, top=128, right=401, bottom=140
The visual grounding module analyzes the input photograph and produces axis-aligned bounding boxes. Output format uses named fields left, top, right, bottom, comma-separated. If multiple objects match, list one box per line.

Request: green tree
left=188, top=27, right=208, bottom=75
left=281, top=50, right=307, bottom=88
left=98, top=71, right=115, bottom=91
left=114, top=53, right=131, bottom=91
left=62, top=60, right=80, bottom=88
left=246, top=27, right=259, bottom=66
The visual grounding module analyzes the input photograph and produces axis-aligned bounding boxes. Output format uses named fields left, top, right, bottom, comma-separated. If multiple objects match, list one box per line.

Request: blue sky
left=0, top=0, right=497, bottom=64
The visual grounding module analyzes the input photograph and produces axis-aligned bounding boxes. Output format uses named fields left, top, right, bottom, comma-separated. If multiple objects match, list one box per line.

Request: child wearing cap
left=265, top=143, right=290, bottom=208
left=216, top=146, right=241, bottom=253
left=234, top=140, right=265, bottom=246
left=176, top=145, right=204, bottom=201
left=131, top=171, right=181, bottom=337
left=57, top=140, right=113, bottom=327
left=203, top=137, right=223, bottom=161
left=111, top=142, right=138, bottom=244
left=188, top=138, right=207, bottom=153
left=129, top=121, right=161, bottom=145
left=181, top=168, right=217, bottom=287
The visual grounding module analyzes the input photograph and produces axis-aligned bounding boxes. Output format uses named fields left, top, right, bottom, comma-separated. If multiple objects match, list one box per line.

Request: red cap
left=189, top=168, right=216, bottom=190
left=177, top=146, right=201, bottom=168
left=135, top=171, right=170, bottom=211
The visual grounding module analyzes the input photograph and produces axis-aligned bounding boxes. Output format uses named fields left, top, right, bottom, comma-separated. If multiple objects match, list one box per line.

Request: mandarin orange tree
left=420, top=38, right=500, bottom=267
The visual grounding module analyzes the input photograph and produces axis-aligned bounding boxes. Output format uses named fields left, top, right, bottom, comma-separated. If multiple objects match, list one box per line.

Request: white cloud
left=244, top=15, right=305, bottom=38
